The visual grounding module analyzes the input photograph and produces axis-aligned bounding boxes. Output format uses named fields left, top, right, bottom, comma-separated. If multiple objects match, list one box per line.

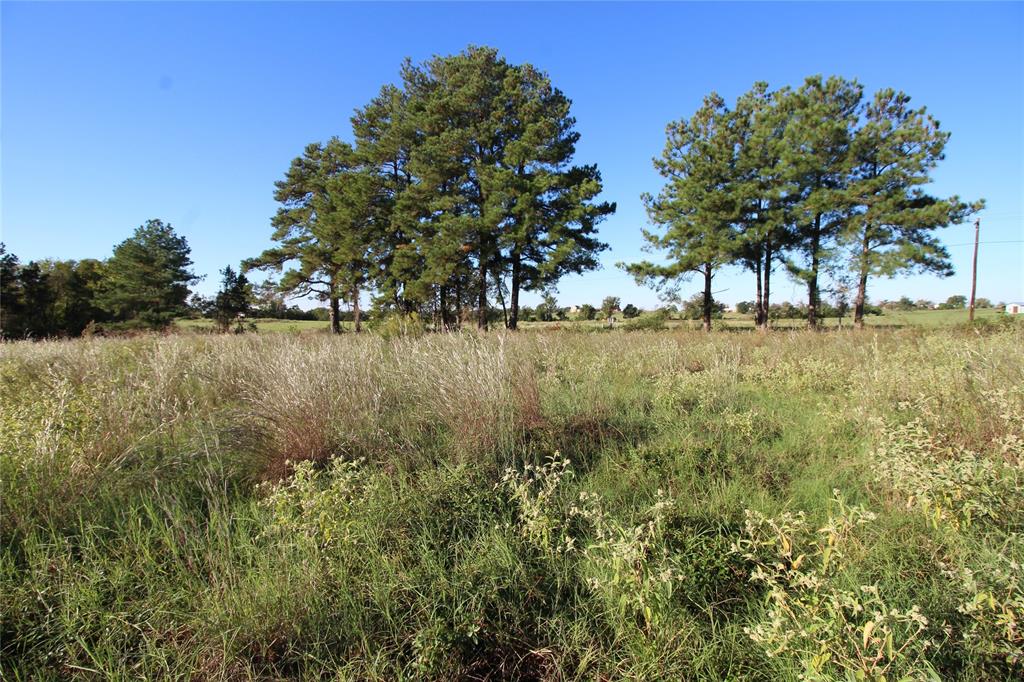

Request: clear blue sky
left=3, top=1, right=1022, bottom=309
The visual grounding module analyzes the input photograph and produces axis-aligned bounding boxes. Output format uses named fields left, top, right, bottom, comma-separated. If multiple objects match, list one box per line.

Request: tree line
left=1, top=220, right=199, bottom=338
left=4, top=52, right=986, bottom=339
left=622, top=76, right=983, bottom=331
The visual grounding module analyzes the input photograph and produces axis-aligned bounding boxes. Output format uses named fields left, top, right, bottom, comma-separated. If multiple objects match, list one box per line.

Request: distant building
left=1006, top=303, right=1024, bottom=315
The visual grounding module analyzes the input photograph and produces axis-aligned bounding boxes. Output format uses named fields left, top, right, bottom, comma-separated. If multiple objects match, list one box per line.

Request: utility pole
left=968, top=217, right=980, bottom=322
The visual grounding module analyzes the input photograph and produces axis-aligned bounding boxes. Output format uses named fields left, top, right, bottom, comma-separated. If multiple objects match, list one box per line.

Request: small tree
left=894, top=296, right=915, bottom=311
left=98, top=219, right=198, bottom=329
left=622, top=303, right=641, bottom=319
left=600, top=296, right=621, bottom=319
left=536, top=292, right=562, bottom=322
left=213, top=266, right=254, bottom=333
left=576, top=304, right=597, bottom=321
left=941, top=295, right=967, bottom=309
left=681, top=292, right=726, bottom=320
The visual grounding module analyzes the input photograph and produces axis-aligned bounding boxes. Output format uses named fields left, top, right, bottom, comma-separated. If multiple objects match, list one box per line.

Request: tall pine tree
left=620, top=94, right=739, bottom=332
left=245, top=139, right=379, bottom=333
left=780, top=76, right=862, bottom=328
left=843, top=89, right=982, bottom=327
left=98, top=219, right=197, bottom=329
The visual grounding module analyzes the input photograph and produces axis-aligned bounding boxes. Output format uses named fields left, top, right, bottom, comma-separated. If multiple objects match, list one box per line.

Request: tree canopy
left=249, top=46, right=614, bottom=332
left=622, top=76, right=981, bottom=330
left=98, top=219, right=198, bottom=329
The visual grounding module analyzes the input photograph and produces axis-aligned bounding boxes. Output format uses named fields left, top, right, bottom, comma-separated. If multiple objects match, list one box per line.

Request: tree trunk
left=853, top=228, right=870, bottom=330
left=807, top=214, right=821, bottom=330
left=477, top=259, right=487, bottom=330
left=440, top=285, right=451, bottom=331
left=352, top=285, right=361, bottom=333
left=702, top=265, right=713, bottom=333
left=455, top=279, right=463, bottom=329
left=496, top=275, right=508, bottom=329
left=329, top=295, right=341, bottom=335
left=754, top=255, right=764, bottom=329
left=762, top=239, right=773, bottom=331
left=509, top=255, right=521, bottom=330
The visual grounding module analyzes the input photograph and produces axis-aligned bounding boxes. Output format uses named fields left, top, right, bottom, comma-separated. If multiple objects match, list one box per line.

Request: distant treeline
left=2, top=226, right=328, bottom=339
left=1, top=220, right=199, bottom=338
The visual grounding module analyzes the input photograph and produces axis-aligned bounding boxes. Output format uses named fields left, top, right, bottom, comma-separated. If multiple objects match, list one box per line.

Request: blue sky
left=3, top=1, right=1022, bottom=309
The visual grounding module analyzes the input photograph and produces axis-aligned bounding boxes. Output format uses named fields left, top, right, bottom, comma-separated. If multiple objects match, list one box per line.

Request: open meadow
left=172, top=308, right=1005, bottom=336
left=2, top=324, right=1022, bottom=680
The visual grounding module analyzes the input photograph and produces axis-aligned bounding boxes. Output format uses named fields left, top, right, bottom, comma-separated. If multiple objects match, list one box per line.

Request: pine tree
left=0, top=244, right=23, bottom=337
left=245, top=139, right=378, bottom=333
left=352, top=84, right=420, bottom=317
left=497, top=63, right=614, bottom=329
left=780, top=76, right=862, bottom=328
left=620, top=94, right=739, bottom=332
left=98, top=219, right=198, bottom=328
left=212, top=265, right=253, bottom=332
left=732, top=83, right=794, bottom=330
left=843, top=89, right=982, bottom=327
left=381, top=47, right=612, bottom=330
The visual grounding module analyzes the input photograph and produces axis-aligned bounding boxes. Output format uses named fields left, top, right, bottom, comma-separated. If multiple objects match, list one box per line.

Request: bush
left=623, top=310, right=668, bottom=331
left=368, top=311, right=428, bottom=339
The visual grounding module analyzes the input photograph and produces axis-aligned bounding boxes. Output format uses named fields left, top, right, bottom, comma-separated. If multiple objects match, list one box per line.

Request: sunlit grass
left=2, top=324, right=1021, bottom=678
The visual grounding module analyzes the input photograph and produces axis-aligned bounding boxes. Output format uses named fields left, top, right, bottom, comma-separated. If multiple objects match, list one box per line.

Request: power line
left=945, top=239, right=1023, bottom=247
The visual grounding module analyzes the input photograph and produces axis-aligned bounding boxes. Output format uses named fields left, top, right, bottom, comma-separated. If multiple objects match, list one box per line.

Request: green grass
left=176, top=317, right=338, bottom=333
left=520, top=307, right=1005, bottom=331
left=175, top=308, right=1003, bottom=336
left=2, top=325, right=1021, bottom=679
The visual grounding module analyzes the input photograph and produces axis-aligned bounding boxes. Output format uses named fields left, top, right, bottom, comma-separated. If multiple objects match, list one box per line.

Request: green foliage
left=212, top=265, right=254, bottom=333
left=535, top=292, right=564, bottom=322
left=621, top=310, right=669, bottom=331
left=98, top=219, right=198, bottom=329
left=600, top=296, right=620, bottom=319
left=624, top=76, right=980, bottom=330
left=263, top=46, right=615, bottom=332
left=0, top=246, right=108, bottom=338
left=2, top=325, right=1022, bottom=679
left=941, top=295, right=967, bottom=309
left=733, top=494, right=940, bottom=680
left=368, top=311, right=428, bottom=339
left=843, top=88, right=982, bottom=326
left=620, top=92, right=738, bottom=331
left=575, top=303, right=597, bottom=321
left=244, top=139, right=377, bottom=334
left=681, top=292, right=726, bottom=320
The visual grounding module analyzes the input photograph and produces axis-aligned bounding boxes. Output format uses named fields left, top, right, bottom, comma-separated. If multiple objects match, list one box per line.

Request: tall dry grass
left=2, top=323, right=1022, bottom=679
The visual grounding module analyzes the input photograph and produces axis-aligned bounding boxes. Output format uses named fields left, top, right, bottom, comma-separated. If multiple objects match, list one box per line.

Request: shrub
left=623, top=310, right=668, bottom=331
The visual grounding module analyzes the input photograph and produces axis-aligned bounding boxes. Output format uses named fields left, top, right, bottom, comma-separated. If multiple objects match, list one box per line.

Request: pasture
left=2, top=325, right=1021, bottom=679
left=173, top=307, right=1005, bottom=335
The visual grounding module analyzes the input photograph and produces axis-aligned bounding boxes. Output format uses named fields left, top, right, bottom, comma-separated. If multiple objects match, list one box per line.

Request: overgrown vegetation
left=2, top=326, right=1021, bottom=679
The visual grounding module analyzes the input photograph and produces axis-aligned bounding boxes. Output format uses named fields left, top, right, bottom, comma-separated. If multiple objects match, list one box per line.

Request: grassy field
left=175, top=308, right=1005, bottom=335
left=176, top=317, right=346, bottom=333
left=2, top=325, right=1022, bottom=679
